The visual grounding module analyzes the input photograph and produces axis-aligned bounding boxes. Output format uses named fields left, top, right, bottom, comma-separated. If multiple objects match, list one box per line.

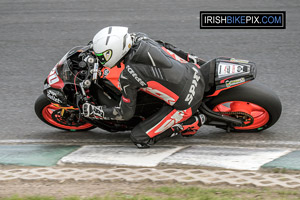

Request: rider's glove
left=83, top=103, right=105, bottom=119
left=188, top=54, right=199, bottom=64
left=188, top=54, right=206, bottom=65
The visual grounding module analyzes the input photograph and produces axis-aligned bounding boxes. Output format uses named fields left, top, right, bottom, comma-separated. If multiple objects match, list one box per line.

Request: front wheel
left=34, top=94, right=95, bottom=131
left=206, top=82, right=282, bottom=132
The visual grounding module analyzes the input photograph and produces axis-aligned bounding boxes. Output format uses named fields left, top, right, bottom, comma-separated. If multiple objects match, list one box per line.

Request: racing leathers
left=83, top=33, right=206, bottom=148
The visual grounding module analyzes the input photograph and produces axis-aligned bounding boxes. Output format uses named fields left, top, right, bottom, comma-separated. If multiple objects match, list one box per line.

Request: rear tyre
left=206, top=82, right=282, bottom=132
left=34, top=94, right=95, bottom=131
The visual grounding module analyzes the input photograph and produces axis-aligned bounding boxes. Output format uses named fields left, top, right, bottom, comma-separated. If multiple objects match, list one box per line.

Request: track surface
left=0, top=0, right=299, bottom=146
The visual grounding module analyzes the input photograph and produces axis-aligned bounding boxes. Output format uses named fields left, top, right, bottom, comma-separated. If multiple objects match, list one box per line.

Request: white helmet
left=92, top=26, right=133, bottom=68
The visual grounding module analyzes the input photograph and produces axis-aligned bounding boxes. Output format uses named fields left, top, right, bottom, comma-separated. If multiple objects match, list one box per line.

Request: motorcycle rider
left=83, top=26, right=206, bottom=148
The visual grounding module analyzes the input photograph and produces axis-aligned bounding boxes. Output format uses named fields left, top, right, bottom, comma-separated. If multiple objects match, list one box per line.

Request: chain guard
left=218, top=111, right=254, bottom=127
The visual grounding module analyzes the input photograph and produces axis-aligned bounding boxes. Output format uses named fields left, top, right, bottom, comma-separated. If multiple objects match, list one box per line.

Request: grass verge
left=1, top=185, right=300, bottom=200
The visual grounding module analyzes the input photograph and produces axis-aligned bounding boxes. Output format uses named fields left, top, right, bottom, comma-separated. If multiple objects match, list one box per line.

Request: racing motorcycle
left=35, top=45, right=282, bottom=133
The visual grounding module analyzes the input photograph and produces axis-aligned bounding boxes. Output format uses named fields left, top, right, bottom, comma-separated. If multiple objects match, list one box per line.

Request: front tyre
left=206, top=82, right=282, bottom=132
left=34, top=94, right=95, bottom=131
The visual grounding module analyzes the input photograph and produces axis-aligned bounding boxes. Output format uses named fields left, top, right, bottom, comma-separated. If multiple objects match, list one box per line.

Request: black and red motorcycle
left=35, top=45, right=282, bottom=133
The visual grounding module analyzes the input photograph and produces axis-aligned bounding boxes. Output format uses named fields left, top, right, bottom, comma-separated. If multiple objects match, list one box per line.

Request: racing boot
left=133, top=128, right=179, bottom=149
left=133, top=137, right=160, bottom=149
left=133, top=131, right=173, bottom=149
left=134, top=142, right=151, bottom=149
left=172, top=114, right=206, bottom=137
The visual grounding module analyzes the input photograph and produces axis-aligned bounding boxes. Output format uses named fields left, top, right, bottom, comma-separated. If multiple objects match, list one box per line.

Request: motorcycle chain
left=217, top=111, right=254, bottom=127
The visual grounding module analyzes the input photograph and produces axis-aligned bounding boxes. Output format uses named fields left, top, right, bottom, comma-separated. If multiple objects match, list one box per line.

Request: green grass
left=153, top=186, right=263, bottom=200
left=2, top=185, right=300, bottom=200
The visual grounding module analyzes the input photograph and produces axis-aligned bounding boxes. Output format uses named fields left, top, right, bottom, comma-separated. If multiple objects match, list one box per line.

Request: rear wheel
left=35, top=94, right=95, bottom=131
left=206, top=82, right=282, bottom=132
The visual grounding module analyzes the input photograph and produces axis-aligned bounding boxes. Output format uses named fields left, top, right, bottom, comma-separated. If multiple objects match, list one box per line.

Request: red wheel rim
left=42, top=104, right=93, bottom=130
left=213, top=101, right=270, bottom=130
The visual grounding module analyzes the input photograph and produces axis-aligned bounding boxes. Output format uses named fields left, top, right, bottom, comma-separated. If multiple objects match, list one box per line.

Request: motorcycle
left=35, top=45, right=282, bottom=134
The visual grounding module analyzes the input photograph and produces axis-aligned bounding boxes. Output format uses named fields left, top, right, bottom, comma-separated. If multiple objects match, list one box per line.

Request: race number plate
left=217, top=61, right=250, bottom=77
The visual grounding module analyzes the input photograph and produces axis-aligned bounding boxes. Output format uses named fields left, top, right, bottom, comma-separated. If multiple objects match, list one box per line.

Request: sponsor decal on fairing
left=225, top=77, right=245, bottom=87
left=230, top=58, right=249, bottom=63
left=217, top=62, right=250, bottom=77
left=46, top=90, right=62, bottom=104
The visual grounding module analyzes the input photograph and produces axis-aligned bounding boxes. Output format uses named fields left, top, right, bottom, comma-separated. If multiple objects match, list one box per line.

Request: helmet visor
left=95, top=49, right=112, bottom=65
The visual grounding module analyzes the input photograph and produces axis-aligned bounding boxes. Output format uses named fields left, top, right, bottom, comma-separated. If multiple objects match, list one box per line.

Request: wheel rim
left=42, top=104, right=93, bottom=130
left=213, top=101, right=270, bottom=130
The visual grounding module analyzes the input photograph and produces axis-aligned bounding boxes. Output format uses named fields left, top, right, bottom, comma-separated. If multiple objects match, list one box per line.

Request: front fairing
left=43, top=46, right=88, bottom=106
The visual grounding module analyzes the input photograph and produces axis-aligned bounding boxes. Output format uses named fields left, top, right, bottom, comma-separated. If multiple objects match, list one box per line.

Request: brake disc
left=52, top=109, right=86, bottom=127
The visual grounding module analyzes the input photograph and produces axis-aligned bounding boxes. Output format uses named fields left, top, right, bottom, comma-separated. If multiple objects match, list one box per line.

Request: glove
left=188, top=54, right=206, bottom=65
left=188, top=54, right=199, bottom=64
left=83, top=103, right=105, bottom=119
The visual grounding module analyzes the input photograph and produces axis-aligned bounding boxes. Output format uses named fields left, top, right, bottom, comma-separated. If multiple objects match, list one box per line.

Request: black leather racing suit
left=98, top=33, right=205, bottom=146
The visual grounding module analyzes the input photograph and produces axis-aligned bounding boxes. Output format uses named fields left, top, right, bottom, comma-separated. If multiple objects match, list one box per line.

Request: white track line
left=0, top=139, right=300, bottom=147
left=59, top=145, right=186, bottom=167
left=162, top=145, right=292, bottom=170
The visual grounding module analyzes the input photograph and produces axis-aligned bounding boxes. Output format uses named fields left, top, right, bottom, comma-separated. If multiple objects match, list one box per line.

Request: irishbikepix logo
left=200, top=11, right=286, bottom=29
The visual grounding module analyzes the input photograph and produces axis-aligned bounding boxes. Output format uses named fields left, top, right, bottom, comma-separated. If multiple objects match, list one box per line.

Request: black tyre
left=34, top=94, right=95, bottom=131
left=206, top=81, right=282, bottom=132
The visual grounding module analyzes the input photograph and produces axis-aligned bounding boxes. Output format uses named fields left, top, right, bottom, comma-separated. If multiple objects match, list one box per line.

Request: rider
left=83, top=26, right=206, bottom=148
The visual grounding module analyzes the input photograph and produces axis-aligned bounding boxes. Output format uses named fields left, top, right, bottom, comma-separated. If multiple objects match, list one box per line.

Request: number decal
left=47, top=67, right=59, bottom=86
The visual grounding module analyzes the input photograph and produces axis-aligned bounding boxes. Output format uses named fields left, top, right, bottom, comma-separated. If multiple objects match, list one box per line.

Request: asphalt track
left=0, top=0, right=300, bottom=146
